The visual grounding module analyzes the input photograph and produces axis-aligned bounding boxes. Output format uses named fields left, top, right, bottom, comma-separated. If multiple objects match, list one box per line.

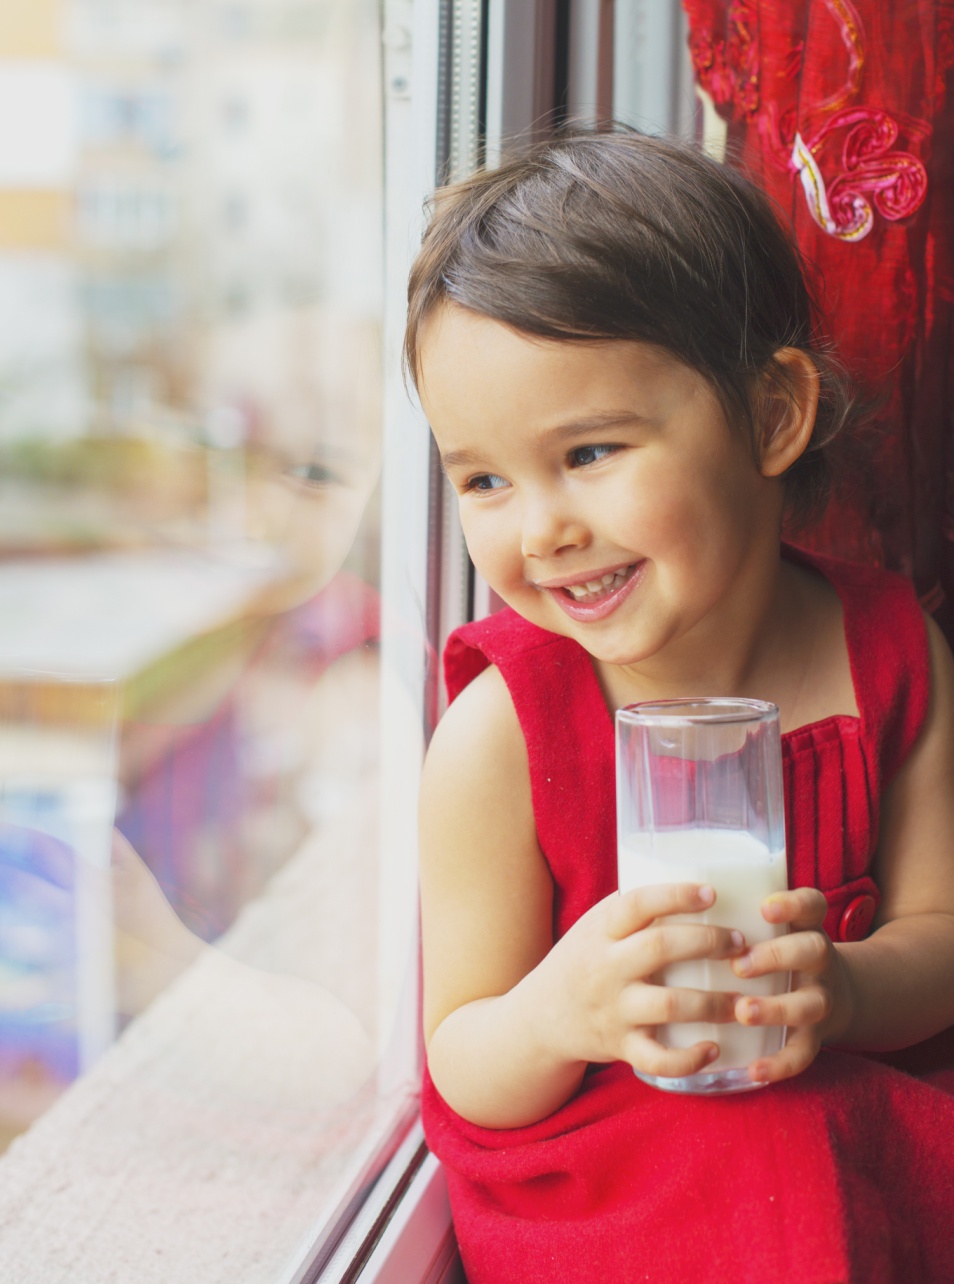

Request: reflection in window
left=0, top=0, right=416, bottom=1277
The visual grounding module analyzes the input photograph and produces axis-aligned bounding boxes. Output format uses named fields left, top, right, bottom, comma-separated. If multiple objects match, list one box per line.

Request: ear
left=756, top=348, right=820, bottom=478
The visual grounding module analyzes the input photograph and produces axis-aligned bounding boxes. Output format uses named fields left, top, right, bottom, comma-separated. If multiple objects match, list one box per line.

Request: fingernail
left=705, top=1044, right=720, bottom=1064
left=729, top=930, right=745, bottom=951
left=698, top=885, right=715, bottom=905
left=749, top=1063, right=770, bottom=1085
left=734, top=951, right=754, bottom=976
left=743, top=999, right=761, bottom=1023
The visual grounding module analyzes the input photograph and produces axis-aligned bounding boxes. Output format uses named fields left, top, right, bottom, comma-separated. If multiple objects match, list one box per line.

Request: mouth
left=537, top=561, right=644, bottom=622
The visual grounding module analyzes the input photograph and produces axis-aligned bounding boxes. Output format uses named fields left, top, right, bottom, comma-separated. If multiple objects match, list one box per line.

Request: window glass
left=0, top=0, right=421, bottom=1274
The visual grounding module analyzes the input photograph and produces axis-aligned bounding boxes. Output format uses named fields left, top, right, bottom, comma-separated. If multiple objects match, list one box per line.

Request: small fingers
left=630, top=984, right=739, bottom=1028
left=760, top=886, right=828, bottom=930
left=610, top=882, right=716, bottom=938
left=735, top=984, right=831, bottom=1031
left=747, top=1026, right=820, bottom=1085
left=639, top=922, right=747, bottom=974
left=621, top=1030, right=721, bottom=1081
left=733, top=928, right=829, bottom=980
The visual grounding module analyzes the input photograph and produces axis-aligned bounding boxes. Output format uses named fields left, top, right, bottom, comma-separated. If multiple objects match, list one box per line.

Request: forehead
left=416, top=303, right=711, bottom=444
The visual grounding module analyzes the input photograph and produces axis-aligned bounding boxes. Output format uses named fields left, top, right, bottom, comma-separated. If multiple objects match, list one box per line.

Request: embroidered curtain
left=681, top=0, right=954, bottom=638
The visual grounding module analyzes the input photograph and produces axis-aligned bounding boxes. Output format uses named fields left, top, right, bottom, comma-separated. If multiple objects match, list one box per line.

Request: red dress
left=422, top=551, right=954, bottom=1283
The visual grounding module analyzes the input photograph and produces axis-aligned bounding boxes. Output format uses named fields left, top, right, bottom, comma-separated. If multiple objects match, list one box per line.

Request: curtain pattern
left=682, top=0, right=954, bottom=637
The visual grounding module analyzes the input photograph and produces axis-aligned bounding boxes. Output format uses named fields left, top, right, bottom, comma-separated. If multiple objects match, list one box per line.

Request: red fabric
left=681, top=1, right=954, bottom=637
left=423, top=551, right=954, bottom=1283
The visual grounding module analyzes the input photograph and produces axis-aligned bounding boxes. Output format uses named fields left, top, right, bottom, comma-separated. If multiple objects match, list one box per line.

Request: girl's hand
left=543, top=882, right=747, bottom=1081
left=730, top=887, right=848, bottom=1084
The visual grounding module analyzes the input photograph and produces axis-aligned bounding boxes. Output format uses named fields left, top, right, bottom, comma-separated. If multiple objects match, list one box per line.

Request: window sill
left=0, top=819, right=417, bottom=1284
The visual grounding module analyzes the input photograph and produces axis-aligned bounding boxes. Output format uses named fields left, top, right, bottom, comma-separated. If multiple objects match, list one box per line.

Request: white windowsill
left=0, top=811, right=418, bottom=1284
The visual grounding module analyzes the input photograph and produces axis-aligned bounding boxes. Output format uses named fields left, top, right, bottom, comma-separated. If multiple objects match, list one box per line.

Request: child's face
left=417, top=304, right=782, bottom=673
left=205, top=310, right=381, bottom=605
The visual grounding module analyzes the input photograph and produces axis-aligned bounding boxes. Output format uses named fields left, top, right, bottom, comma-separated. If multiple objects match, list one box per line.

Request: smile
left=562, top=567, right=633, bottom=601
left=537, top=561, right=644, bottom=622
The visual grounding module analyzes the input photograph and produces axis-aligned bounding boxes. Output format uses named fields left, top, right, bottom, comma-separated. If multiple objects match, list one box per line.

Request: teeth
left=564, top=567, right=631, bottom=600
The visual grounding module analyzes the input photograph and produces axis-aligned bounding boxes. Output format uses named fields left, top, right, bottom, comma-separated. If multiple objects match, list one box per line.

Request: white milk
left=618, top=828, right=789, bottom=1073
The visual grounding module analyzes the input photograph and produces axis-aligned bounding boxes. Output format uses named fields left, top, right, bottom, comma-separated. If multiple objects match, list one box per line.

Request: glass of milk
left=616, top=698, right=788, bottom=1095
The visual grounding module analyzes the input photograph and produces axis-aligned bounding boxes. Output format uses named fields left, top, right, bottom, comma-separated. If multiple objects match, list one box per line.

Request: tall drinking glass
left=616, top=698, right=788, bottom=1095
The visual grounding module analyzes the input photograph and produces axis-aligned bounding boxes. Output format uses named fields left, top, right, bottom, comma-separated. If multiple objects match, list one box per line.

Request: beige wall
left=0, top=0, right=62, bottom=58
left=0, top=0, right=68, bottom=249
left=0, top=191, right=69, bottom=249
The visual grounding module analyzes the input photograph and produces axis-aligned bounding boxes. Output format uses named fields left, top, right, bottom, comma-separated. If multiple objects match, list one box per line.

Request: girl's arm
left=733, top=615, right=954, bottom=1079
left=420, top=665, right=744, bottom=1128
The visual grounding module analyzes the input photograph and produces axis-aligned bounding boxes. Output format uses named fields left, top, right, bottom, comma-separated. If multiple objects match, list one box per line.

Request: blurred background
left=0, top=0, right=385, bottom=1145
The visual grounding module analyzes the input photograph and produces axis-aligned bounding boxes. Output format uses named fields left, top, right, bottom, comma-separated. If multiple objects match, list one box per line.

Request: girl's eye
left=286, top=461, right=344, bottom=487
left=568, top=443, right=618, bottom=468
left=465, top=473, right=508, bottom=493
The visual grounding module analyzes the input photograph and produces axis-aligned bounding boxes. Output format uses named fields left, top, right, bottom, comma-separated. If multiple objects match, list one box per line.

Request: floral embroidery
left=791, top=109, right=929, bottom=240
left=688, top=1, right=760, bottom=121
left=815, top=0, right=865, bottom=113
left=792, top=0, right=930, bottom=239
left=687, top=0, right=932, bottom=241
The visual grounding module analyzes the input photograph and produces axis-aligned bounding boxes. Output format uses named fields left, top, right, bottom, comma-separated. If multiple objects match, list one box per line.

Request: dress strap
left=795, top=549, right=930, bottom=791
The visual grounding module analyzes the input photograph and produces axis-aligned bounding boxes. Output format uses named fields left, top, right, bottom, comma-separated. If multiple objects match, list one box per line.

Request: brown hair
left=405, top=126, right=860, bottom=527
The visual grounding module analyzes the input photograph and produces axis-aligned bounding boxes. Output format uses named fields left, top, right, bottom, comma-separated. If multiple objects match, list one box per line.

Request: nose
left=520, top=491, right=589, bottom=560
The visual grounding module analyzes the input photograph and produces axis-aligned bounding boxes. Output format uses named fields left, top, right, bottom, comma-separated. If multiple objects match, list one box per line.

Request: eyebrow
left=439, top=413, right=645, bottom=472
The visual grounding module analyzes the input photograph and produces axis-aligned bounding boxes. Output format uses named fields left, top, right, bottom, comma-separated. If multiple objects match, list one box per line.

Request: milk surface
left=618, top=828, right=788, bottom=1072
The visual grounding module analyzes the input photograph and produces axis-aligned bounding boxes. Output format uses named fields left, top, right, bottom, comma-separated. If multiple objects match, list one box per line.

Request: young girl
left=408, top=130, right=954, bottom=1283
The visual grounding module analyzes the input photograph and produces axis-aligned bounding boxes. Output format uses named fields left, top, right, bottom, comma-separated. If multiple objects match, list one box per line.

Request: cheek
left=277, top=486, right=367, bottom=580
left=641, top=451, right=759, bottom=552
left=459, top=509, right=518, bottom=584
left=607, top=465, right=703, bottom=553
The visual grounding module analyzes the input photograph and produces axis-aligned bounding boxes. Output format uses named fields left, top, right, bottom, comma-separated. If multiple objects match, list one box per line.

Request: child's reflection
left=107, top=404, right=385, bottom=1109
left=118, top=310, right=382, bottom=950
left=110, top=829, right=376, bottom=1109
left=111, top=828, right=204, bottom=1011
left=0, top=313, right=390, bottom=1136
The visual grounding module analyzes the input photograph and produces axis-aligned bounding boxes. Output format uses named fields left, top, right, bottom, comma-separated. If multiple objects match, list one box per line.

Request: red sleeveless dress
left=422, top=552, right=954, bottom=1283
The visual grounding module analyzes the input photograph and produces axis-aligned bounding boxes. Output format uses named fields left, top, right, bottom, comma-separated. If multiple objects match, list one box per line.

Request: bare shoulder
left=875, top=613, right=954, bottom=919
left=423, top=662, right=530, bottom=789
left=419, top=665, right=554, bottom=1042
left=921, top=612, right=954, bottom=733
left=898, top=611, right=954, bottom=777
left=904, top=613, right=954, bottom=796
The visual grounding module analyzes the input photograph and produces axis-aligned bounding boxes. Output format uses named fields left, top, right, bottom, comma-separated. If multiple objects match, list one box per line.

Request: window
left=0, top=0, right=434, bottom=1277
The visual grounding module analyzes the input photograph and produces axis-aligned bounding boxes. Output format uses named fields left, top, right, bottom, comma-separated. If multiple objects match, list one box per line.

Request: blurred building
left=0, top=0, right=381, bottom=477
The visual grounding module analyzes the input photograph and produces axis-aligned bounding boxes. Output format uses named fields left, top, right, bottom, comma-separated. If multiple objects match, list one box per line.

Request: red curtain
left=681, top=0, right=954, bottom=639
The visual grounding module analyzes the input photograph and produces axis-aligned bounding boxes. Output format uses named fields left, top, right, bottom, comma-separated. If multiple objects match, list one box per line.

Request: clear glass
left=616, top=698, right=789, bottom=1095
left=0, top=2, right=423, bottom=1277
